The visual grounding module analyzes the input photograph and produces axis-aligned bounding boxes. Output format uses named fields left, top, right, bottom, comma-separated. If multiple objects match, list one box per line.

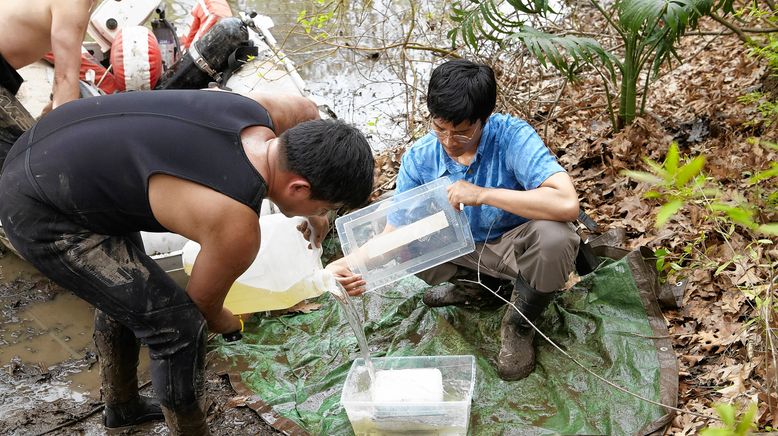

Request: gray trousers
left=416, top=220, right=580, bottom=293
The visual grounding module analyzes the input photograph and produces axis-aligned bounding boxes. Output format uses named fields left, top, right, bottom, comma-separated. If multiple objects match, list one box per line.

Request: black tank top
left=0, top=53, right=23, bottom=94
left=7, top=90, right=272, bottom=234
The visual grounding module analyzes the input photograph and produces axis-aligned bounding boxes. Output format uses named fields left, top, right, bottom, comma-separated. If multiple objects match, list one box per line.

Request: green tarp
left=214, top=252, right=677, bottom=435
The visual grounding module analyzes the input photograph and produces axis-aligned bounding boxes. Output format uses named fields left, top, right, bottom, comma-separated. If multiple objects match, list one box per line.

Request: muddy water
left=167, top=0, right=443, bottom=148
left=0, top=251, right=180, bottom=434
left=4, top=292, right=96, bottom=392
left=0, top=252, right=96, bottom=432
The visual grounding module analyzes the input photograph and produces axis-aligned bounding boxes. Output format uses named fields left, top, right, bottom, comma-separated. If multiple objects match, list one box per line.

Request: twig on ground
left=34, top=380, right=154, bottom=436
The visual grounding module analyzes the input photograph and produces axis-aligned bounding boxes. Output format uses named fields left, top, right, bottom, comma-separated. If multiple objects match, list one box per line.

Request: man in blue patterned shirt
left=400, top=59, right=580, bottom=381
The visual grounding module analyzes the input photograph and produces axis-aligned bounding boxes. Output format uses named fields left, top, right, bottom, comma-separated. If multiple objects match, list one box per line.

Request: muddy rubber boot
left=496, top=276, right=555, bottom=381
left=104, top=396, right=164, bottom=432
left=94, top=310, right=164, bottom=431
left=422, top=270, right=512, bottom=309
left=161, top=400, right=212, bottom=436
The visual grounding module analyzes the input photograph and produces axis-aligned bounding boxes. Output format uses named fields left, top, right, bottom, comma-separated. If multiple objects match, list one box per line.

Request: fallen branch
left=710, top=12, right=760, bottom=46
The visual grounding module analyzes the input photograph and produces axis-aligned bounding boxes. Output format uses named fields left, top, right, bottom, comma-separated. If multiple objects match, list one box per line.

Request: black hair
left=279, top=119, right=374, bottom=208
left=426, top=59, right=497, bottom=126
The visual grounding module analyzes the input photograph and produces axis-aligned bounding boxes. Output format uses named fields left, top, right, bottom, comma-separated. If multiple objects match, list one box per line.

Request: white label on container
left=363, top=211, right=450, bottom=258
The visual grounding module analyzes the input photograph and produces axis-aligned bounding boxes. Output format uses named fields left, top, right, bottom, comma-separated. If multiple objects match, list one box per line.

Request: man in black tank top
left=0, top=89, right=374, bottom=436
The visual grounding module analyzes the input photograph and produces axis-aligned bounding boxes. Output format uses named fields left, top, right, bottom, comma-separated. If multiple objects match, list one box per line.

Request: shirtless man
left=0, top=0, right=95, bottom=167
left=0, top=89, right=375, bottom=435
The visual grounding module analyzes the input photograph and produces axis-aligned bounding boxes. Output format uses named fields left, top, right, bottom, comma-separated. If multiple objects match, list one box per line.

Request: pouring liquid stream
left=328, top=283, right=375, bottom=384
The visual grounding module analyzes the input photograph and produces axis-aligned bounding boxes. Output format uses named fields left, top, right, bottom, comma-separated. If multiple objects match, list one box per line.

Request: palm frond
left=619, top=0, right=714, bottom=72
left=507, top=27, right=619, bottom=80
left=505, top=0, right=553, bottom=14
left=448, top=0, right=554, bottom=50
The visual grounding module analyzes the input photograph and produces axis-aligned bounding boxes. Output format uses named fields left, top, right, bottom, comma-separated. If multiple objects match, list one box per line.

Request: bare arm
left=49, top=1, right=91, bottom=110
left=448, top=171, right=580, bottom=222
left=149, top=175, right=259, bottom=333
left=186, top=219, right=258, bottom=333
left=246, top=91, right=320, bottom=134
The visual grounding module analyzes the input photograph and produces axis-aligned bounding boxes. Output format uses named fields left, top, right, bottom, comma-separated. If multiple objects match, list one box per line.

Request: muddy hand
left=447, top=180, right=484, bottom=210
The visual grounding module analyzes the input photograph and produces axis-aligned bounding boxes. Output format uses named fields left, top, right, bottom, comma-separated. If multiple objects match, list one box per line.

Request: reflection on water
left=166, top=0, right=443, bottom=148
left=0, top=257, right=169, bottom=413
left=3, top=292, right=93, bottom=365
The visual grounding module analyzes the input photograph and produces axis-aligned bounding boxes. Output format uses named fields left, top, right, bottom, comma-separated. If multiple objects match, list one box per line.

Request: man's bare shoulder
left=0, top=0, right=55, bottom=67
left=49, top=0, right=95, bottom=13
left=245, top=91, right=319, bottom=135
left=0, top=0, right=90, bottom=20
left=148, top=174, right=261, bottom=244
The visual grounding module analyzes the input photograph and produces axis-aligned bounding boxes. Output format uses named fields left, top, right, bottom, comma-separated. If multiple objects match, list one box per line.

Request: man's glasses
left=429, top=120, right=481, bottom=144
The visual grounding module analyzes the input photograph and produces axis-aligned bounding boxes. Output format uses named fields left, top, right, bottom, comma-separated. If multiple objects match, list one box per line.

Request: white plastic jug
left=182, top=214, right=336, bottom=314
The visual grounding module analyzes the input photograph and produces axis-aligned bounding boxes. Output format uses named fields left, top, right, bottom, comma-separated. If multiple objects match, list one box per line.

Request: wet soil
left=0, top=248, right=281, bottom=436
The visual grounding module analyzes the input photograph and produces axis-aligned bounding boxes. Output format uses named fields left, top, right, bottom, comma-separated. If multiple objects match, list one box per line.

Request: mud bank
left=0, top=249, right=280, bottom=435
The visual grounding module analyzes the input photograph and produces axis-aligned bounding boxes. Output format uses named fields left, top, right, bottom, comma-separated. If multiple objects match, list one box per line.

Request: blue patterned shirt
left=396, top=113, right=565, bottom=242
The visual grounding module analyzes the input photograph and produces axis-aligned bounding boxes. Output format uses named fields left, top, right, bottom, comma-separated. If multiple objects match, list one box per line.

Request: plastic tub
left=341, top=355, right=476, bottom=435
left=335, top=178, right=475, bottom=291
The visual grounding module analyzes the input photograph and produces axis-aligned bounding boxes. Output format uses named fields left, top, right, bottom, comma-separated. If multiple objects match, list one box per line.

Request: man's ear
left=287, top=179, right=312, bottom=198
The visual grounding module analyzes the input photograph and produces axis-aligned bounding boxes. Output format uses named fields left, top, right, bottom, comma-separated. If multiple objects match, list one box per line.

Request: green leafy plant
left=623, top=142, right=778, bottom=235
left=700, top=402, right=758, bottom=436
left=738, top=93, right=778, bottom=127
left=738, top=5, right=778, bottom=127
left=448, top=0, right=736, bottom=131
left=296, top=7, right=335, bottom=37
left=627, top=143, right=777, bottom=425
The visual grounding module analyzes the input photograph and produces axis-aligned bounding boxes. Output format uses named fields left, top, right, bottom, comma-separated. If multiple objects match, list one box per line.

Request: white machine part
left=87, top=0, right=161, bottom=52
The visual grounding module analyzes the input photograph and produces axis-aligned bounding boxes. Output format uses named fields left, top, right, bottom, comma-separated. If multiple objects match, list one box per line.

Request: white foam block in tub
left=371, top=368, right=444, bottom=402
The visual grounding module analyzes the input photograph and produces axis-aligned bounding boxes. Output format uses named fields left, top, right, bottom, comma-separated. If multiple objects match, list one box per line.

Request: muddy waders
left=94, top=310, right=165, bottom=431
left=159, top=324, right=211, bottom=436
left=94, top=309, right=211, bottom=435
left=496, top=275, right=555, bottom=381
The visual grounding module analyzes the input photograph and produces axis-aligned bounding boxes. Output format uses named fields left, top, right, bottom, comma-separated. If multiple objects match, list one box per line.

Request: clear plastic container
left=341, top=355, right=476, bottom=435
left=335, top=177, right=475, bottom=291
left=182, top=214, right=335, bottom=314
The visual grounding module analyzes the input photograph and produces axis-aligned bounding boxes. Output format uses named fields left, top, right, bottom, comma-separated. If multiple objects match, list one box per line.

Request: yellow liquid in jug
left=183, top=263, right=324, bottom=314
